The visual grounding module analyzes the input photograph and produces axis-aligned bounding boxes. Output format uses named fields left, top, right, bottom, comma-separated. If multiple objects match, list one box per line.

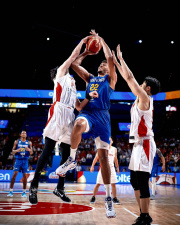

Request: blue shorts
left=150, top=164, right=158, bottom=178
left=13, top=158, right=29, bottom=173
left=76, top=110, right=111, bottom=144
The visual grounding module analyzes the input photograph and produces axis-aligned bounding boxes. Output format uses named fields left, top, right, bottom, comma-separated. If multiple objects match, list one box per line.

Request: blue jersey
left=77, top=74, right=113, bottom=145
left=84, top=74, right=114, bottom=111
left=15, top=139, right=30, bottom=159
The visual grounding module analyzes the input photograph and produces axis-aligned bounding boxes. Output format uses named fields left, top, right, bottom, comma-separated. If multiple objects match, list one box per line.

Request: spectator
left=76, top=163, right=82, bottom=172
left=173, top=164, right=179, bottom=173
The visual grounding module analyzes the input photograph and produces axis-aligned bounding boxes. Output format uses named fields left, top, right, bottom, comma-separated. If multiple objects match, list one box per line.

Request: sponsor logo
left=49, top=172, right=59, bottom=179
left=116, top=174, right=130, bottom=183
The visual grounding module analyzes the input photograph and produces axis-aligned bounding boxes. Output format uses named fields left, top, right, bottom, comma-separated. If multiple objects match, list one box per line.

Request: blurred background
left=0, top=1, right=179, bottom=176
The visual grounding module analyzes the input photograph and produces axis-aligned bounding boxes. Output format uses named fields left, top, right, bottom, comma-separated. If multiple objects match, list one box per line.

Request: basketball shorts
left=150, top=164, right=159, bottom=178
left=97, top=167, right=118, bottom=184
left=13, top=158, right=29, bottom=173
left=128, top=137, right=156, bottom=173
left=76, top=110, right=111, bottom=146
left=43, top=102, right=75, bottom=144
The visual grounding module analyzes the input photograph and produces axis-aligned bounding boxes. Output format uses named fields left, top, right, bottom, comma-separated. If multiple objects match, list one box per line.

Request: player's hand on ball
left=89, top=91, right=99, bottom=98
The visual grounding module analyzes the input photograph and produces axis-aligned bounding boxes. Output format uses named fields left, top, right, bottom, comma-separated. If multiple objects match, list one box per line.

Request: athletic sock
left=104, top=184, right=111, bottom=197
left=23, top=189, right=26, bottom=193
left=10, top=188, right=13, bottom=192
left=152, top=177, right=156, bottom=195
left=70, top=148, right=77, bottom=160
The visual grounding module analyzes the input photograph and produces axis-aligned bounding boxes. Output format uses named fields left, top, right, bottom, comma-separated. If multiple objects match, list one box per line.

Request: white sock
left=104, top=184, right=111, bottom=198
left=10, top=188, right=13, bottom=192
left=70, top=148, right=77, bottom=160
left=152, top=177, right=156, bottom=195
left=23, top=189, right=26, bottom=193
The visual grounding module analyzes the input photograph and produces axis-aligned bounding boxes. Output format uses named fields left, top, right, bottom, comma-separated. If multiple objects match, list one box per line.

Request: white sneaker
left=105, top=197, right=116, bottom=218
left=55, top=156, right=77, bottom=176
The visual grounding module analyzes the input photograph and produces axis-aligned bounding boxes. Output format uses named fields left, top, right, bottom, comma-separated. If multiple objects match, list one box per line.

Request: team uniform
left=150, top=148, right=163, bottom=178
left=77, top=74, right=114, bottom=148
left=13, top=139, right=30, bottom=173
left=97, top=146, right=118, bottom=184
left=43, top=72, right=77, bottom=144
left=128, top=96, right=156, bottom=173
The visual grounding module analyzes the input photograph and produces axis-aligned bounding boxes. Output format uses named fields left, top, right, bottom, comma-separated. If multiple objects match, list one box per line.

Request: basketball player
left=149, top=148, right=165, bottom=200
left=112, top=45, right=160, bottom=225
left=7, top=131, right=33, bottom=198
left=56, top=30, right=117, bottom=218
left=29, top=36, right=98, bottom=205
left=90, top=137, right=120, bottom=204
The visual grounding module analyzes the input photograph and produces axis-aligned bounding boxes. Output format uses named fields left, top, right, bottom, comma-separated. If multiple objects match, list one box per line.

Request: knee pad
left=139, top=183, right=150, bottom=198
left=130, top=174, right=139, bottom=191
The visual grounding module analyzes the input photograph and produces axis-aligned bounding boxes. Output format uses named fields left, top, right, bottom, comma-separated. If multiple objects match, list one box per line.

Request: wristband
left=85, top=91, right=92, bottom=100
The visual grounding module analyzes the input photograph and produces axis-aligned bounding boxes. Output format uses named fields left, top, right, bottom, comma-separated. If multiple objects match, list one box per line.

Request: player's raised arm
left=71, top=48, right=94, bottom=83
left=90, top=30, right=117, bottom=90
left=56, top=36, right=90, bottom=79
left=112, top=45, right=148, bottom=101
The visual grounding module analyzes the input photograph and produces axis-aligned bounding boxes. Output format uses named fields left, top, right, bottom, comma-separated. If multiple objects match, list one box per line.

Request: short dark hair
left=144, top=76, right=161, bottom=95
left=50, top=66, right=58, bottom=81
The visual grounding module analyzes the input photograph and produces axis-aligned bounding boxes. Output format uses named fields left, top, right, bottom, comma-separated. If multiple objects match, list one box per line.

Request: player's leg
left=56, top=116, right=91, bottom=175
left=136, top=171, right=152, bottom=225
left=29, top=137, right=56, bottom=204
left=7, top=171, right=18, bottom=197
left=53, top=142, right=71, bottom=202
left=21, top=173, right=27, bottom=197
left=70, top=118, right=88, bottom=159
left=130, top=170, right=141, bottom=212
left=90, top=183, right=101, bottom=203
left=111, top=183, right=120, bottom=204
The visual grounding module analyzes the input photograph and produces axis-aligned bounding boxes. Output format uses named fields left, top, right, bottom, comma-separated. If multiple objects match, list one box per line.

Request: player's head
left=98, top=60, right=109, bottom=76
left=141, top=76, right=161, bottom=95
left=110, top=136, right=114, bottom=145
left=50, top=66, right=58, bottom=81
left=50, top=66, right=69, bottom=80
left=20, top=130, right=27, bottom=138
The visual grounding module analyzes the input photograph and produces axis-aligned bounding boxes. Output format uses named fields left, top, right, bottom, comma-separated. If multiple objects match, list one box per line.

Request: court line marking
left=123, top=208, right=138, bottom=218
left=176, top=214, right=180, bottom=216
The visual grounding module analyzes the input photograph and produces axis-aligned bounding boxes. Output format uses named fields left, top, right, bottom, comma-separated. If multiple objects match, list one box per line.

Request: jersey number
left=90, top=84, right=99, bottom=91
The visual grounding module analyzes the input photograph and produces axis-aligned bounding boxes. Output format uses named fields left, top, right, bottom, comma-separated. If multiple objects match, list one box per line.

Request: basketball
left=86, top=36, right=102, bottom=54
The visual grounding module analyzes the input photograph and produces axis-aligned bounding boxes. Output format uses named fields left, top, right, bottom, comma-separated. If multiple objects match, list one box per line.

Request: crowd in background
left=0, top=134, right=180, bottom=173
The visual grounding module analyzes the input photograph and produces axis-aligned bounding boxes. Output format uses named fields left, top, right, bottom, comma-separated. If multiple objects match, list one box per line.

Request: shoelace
left=62, top=157, right=73, bottom=168
left=107, top=201, right=113, bottom=211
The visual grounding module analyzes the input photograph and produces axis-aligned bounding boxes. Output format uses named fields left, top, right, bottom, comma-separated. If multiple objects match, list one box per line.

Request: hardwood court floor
left=0, top=182, right=180, bottom=225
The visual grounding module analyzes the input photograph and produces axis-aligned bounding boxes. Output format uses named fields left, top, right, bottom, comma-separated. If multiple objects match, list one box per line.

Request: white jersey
left=128, top=96, right=156, bottom=173
left=53, top=72, right=77, bottom=108
left=108, top=146, right=116, bottom=167
left=129, top=96, right=154, bottom=143
left=43, top=72, right=76, bottom=143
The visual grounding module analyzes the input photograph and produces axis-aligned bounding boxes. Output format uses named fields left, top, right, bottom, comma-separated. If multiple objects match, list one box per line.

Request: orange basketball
left=86, top=36, right=102, bottom=53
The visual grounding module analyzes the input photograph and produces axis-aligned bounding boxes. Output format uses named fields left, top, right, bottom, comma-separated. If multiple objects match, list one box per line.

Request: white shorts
left=96, top=167, right=118, bottom=184
left=128, top=137, right=156, bottom=173
left=43, top=102, right=75, bottom=144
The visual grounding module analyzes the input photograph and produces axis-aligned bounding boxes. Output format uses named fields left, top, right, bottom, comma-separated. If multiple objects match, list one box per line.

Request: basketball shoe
left=132, top=214, right=153, bottom=225
left=29, top=187, right=38, bottom=204
left=90, top=196, right=96, bottom=203
left=7, top=191, right=13, bottom=197
left=55, top=156, right=77, bottom=176
left=112, top=197, right=120, bottom=205
left=53, top=187, right=71, bottom=203
left=21, top=192, right=27, bottom=198
left=105, top=196, right=116, bottom=218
